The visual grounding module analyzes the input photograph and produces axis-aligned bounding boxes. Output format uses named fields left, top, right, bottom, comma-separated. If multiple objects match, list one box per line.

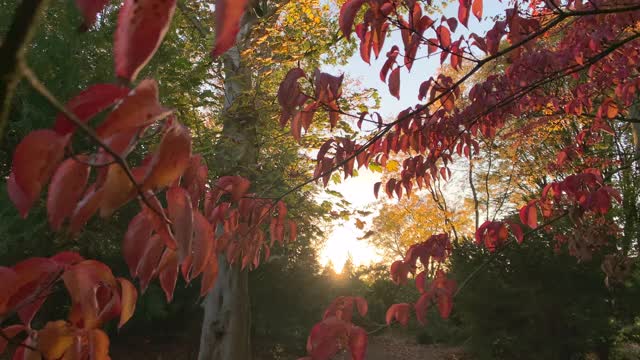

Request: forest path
left=334, top=332, right=469, bottom=360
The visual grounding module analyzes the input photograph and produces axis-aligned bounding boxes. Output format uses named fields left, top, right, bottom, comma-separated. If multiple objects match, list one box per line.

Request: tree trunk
left=198, top=9, right=258, bottom=360
left=198, top=258, right=251, bottom=360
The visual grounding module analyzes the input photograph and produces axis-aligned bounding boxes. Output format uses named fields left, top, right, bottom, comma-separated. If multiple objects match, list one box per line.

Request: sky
left=317, top=0, right=508, bottom=272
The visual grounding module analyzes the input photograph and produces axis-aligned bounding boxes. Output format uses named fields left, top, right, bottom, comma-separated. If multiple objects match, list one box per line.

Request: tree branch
left=0, top=0, right=49, bottom=140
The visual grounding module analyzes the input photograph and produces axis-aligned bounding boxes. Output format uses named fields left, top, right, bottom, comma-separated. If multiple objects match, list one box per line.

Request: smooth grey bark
left=198, top=8, right=259, bottom=360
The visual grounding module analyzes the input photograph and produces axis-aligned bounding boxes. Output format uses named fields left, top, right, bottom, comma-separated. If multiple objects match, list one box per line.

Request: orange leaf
left=47, top=158, right=90, bottom=231
left=115, top=0, right=177, bottom=81
left=142, top=120, right=192, bottom=191
left=69, top=184, right=104, bottom=234
left=62, top=260, right=118, bottom=329
left=95, top=80, right=171, bottom=140
left=211, top=0, right=249, bottom=56
left=89, top=329, right=110, bottom=360
left=167, top=187, right=193, bottom=263
left=117, top=278, right=137, bottom=329
left=37, top=321, right=74, bottom=359
left=472, top=0, right=483, bottom=21
left=200, top=253, right=219, bottom=297
left=123, top=212, right=154, bottom=276
left=181, top=155, right=208, bottom=207
left=99, top=164, right=135, bottom=217
left=158, top=249, right=179, bottom=302
left=136, top=235, right=165, bottom=293
left=190, top=211, right=214, bottom=280
left=10, top=130, right=69, bottom=218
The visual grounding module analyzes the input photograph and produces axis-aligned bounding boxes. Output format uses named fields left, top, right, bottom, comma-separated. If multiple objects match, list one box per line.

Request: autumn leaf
left=10, top=130, right=70, bottom=218
left=117, top=278, right=137, bottom=329
left=385, top=303, right=410, bottom=326
left=211, top=0, right=249, bottom=56
left=142, top=120, right=192, bottom=191
left=37, top=321, right=74, bottom=359
left=389, top=67, right=400, bottom=99
left=95, top=79, right=171, bottom=140
left=53, top=84, right=129, bottom=135
left=47, top=157, right=90, bottom=231
left=114, top=0, right=177, bottom=81
left=167, top=187, right=194, bottom=263
left=190, top=211, right=214, bottom=279
left=339, top=0, right=367, bottom=39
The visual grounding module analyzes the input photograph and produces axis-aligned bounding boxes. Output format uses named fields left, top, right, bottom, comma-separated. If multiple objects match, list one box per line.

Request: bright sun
left=319, top=221, right=381, bottom=273
left=316, top=167, right=383, bottom=273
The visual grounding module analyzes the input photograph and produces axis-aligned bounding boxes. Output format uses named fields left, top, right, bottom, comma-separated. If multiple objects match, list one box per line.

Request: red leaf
left=519, top=201, right=538, bottom=229
left=181, top=155, right=208, bottom=207
left=7, top=173, right=31, bottom=220
left=373, top=182, right=381, bottom=198
left=385, top=303, right=410, bottom=326
left=62, top=260, right=118, bottom=329
left=69, top=184, right=104, bottom=234
left=354, top=297, right=368, bottom=317
left=142, top=120, right=192, bottom=191
left=117, top=278, right=137, bottom=329
left=211, top=0, right=249, bottom=56
left=99, top=164, right=136, bottom=217
left=190, top=211, right=214, bottom=279
left=123, top=212, right=154, bottom=276
left=458, top=0, right=471, bottom=27
left=436, top=25, right=451, bottom=48
left=10, top=130, right=69, bottom=218
left=339, top=0, right=367, bottom=39
left=95, top=79, right=171, bottom=140
left=415, top=270, right=427, bottom=293
left=507, top=221, right=524, bottom=244
left=200, top=253, right=219, bottom=297
left=348, top=325, right=368, bottom=360
left=389, top=67, right=400, bottom=99
left=167, top=187, right=194, bottom=263
left=53, top=84, right=129, bottom=135
left=137, top=234, right=165, bottom=293
left=47, top=158, right=90, bottom=231
left=74, top=0, right=110, bottom=29
left=114, top=0, right=177, bottom=81
left=158, top=248, right=179, bottom=302
left=472, top=0, right=483, bottom=21
left=8, top=258, right=62, bottom=325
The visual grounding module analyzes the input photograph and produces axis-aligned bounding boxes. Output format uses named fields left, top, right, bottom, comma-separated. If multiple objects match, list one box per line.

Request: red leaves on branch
left=301, top=297, right=369, bottom=360
left=211, top=0, right=249, bottom=56
left=0, top=253, right=135, bottom=359
left=114, top=0, right=177, bottom=81
left=386, top=235, right=456, bottom=327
